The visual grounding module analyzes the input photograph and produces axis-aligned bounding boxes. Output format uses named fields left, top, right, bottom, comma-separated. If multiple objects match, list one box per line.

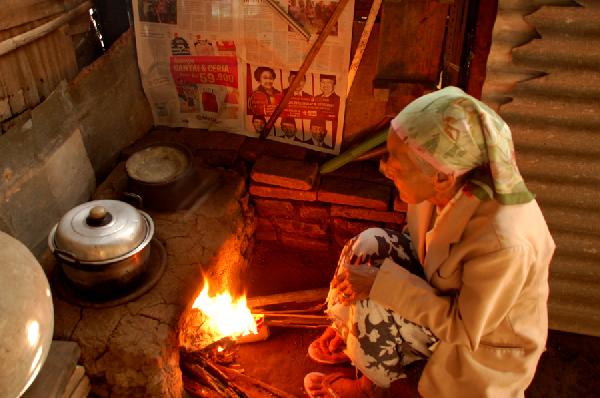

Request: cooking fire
left=179, top=279, right=330, bottom=397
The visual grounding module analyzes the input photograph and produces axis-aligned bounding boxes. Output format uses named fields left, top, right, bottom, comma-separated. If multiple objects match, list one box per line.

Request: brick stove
left=49, top=128, right=407, bottom=397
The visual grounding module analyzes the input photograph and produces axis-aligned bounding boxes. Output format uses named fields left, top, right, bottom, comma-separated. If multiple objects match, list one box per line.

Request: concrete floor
left=236, top=242, right=600, bottom=397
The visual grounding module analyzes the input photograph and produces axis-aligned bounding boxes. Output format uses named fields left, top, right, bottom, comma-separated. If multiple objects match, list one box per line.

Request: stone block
left=249, top=182, right=317, bottom=201
left=251, top=155, right=318, bottom=190
left=239, top=138, right=307, bottom=161
left=255, top=218, right=277, bottom=241
left=317, top=176, right=391, bottom=210
left=393, top=194, right=409, bottom=212
left=253, top=198, right=295, bottom=218
left=274, top=219, right=328, bottom=239
left=331, top=205, right=405, bottom=224
left=280, top=233, right=330, bottom=251
left=298, top=204, right=330, bottom=222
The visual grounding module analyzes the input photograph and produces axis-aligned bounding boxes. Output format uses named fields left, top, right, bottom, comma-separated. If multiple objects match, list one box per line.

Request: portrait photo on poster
left=245, top=64, right=341, bottom=153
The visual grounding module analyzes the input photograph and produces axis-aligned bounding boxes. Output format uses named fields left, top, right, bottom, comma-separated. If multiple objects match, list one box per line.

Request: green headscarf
left=390, top=86, right=534, bottom=205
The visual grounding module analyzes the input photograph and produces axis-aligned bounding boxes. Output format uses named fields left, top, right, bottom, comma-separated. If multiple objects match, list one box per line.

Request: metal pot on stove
left=124, top=142, right=199, bottom=212
left=48, top=199, right=154, bottom=296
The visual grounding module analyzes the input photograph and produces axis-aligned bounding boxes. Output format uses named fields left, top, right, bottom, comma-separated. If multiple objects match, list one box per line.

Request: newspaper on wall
left=132, top=0, right=355, bottom=154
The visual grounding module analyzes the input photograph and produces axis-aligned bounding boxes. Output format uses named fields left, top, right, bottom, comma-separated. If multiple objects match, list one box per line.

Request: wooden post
left=347, top=0, right=383, bottom=94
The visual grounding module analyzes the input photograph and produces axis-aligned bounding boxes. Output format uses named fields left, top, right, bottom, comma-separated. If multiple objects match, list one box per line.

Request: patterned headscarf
left=390, top=86, right=534, bottom=205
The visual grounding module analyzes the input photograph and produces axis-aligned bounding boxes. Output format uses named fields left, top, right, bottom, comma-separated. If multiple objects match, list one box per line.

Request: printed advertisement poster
left=132, top=0, right=354, bottom=154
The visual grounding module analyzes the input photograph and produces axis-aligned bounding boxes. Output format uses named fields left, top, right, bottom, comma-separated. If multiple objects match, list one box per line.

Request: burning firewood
left=180, top=284, right=328, bottom=398
left=181, top=360, right=245, bottom=398
left=181, top=350, right=299, bottom=398
left=179, top=308, right=219, bottom=351
left=182, top=374, right=222, bottom=398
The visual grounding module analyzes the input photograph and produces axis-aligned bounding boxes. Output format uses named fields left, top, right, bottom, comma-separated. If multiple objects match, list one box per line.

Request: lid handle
left=86, top=206, right=113, bottom=227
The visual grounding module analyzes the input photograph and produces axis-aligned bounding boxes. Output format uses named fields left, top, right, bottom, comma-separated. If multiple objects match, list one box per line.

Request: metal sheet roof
left=483, top=0, right=600, bottom=336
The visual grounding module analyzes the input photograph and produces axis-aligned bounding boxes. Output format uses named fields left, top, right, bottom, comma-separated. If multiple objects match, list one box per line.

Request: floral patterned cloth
left=327, top=228, right=439, bottom=388
left=390, top=86, right=534, bottom=205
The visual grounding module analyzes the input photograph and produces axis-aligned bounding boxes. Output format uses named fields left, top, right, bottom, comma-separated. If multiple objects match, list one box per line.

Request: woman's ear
left=433, top=172, right=456, bottom=193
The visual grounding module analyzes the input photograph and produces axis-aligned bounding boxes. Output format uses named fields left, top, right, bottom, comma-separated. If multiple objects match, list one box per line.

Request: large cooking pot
left=124, top=142, right=200, bottom=211
left=48, top=199, right=154, bottom=297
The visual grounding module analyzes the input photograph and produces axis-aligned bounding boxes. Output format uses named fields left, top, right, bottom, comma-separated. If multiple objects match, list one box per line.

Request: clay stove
left=51, top=163, right=255, bottom=397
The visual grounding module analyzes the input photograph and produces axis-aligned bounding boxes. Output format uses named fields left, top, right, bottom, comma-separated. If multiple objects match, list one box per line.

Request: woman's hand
left=331, top=264, right=380, bottom=305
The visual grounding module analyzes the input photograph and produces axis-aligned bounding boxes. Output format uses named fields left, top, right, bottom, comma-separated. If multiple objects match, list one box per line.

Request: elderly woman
left=304, top=87, right=555, bottom=398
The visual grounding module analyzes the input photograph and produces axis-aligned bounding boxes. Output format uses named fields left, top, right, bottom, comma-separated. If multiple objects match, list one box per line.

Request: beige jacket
left=370, top=190, right=555, bottom=397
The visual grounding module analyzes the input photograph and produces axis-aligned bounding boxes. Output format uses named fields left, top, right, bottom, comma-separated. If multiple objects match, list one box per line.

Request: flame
left=192, top=280, right=257, bottom=340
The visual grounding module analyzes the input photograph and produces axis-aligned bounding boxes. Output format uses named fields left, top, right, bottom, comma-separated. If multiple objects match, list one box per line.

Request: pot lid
left=52, top=200, right=149, bottom=262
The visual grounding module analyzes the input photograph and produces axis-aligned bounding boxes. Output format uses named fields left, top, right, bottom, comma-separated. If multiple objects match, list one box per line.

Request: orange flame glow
left=191, top=280, right=257, bottom=340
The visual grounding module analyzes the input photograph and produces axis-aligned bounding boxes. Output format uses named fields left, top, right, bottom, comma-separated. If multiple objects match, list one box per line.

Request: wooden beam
left=0, top=0, right=92, bottom=57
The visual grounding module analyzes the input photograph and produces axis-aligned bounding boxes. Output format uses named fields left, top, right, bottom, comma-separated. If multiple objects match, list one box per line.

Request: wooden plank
left=374, top=0, right=449, bottom=88
left=0, top=0, right=65, bottom=31
left=0, top=78, right=12, bottom=122
left=61, top=365, right=85, bottom=398
left=441, top=0, right=473, bottom=87
left=22, top=340, right=81, bottom=398
left=68, top=376, right=90, bottom=398
left=0, top=50, right=29, bottom=115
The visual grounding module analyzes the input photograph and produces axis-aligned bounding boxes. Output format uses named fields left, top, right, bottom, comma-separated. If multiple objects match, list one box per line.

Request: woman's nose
left=379, top=160, right=391, bottom=178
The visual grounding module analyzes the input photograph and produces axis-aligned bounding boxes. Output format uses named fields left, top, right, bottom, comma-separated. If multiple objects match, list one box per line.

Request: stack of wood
left=180, top=288, right=332, bottom=398
left=181, top=340, right=297, bottom=398
left=248, top=288, right=330, bottom=329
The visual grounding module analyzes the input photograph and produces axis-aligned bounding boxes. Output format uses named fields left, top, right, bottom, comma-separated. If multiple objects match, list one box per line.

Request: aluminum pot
left=124, top=142, right=199, bottom=211
left=48, top=199, right=154, bottom=296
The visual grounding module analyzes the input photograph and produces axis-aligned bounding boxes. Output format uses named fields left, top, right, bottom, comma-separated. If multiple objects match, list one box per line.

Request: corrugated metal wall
left=482, top=0, right=600, bottom=337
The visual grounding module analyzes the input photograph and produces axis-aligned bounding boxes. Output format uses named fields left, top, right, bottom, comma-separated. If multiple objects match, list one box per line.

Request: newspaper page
left=132, top=0, right=354, bottom=154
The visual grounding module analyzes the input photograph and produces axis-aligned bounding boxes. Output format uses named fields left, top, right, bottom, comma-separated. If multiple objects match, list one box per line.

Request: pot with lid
left=48, top=199, right=154, bottom=297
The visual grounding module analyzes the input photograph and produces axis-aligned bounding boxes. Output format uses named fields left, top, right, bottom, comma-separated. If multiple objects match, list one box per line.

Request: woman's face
left=380, top=131, right=437, bottom=204
left=259, top=71, right=275, bottom=89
